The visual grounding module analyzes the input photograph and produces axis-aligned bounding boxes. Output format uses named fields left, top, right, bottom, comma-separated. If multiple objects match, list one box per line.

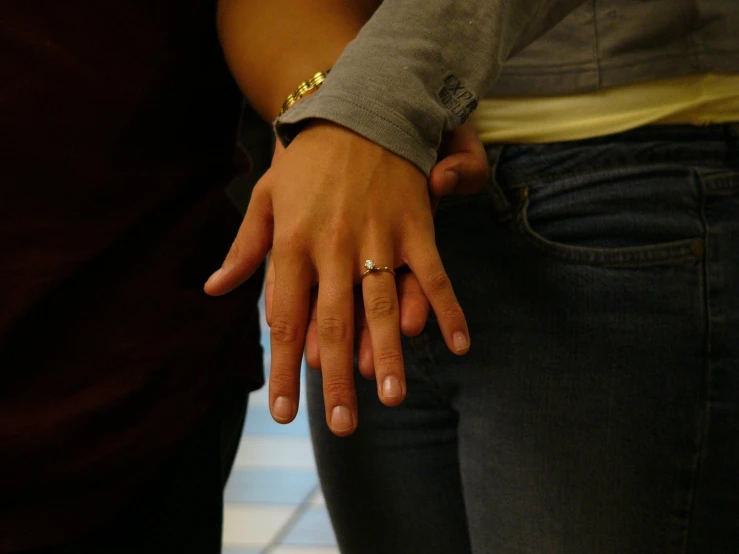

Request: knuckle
left=269, top=372, right=296, bottom=395
left=365, top=295, right=397, bottom=320
left=424, top=269, right=452, bottom=295
left=274, top=229, right=305, bottom=256
left=317, top=316, right=350, bottom=343
left=436, top=302, right=465, bottom=323
left=322, top=377, right=355, bottom=402
left=373, top=349, right=403, bottom=369
left=270, top=317, right=300, bottom=345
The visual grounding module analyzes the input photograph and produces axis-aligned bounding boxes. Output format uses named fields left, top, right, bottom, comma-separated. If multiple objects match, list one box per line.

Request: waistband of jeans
left=485, top=122, right=738, bottom=180
left=477, top=122, right=739, bottom=219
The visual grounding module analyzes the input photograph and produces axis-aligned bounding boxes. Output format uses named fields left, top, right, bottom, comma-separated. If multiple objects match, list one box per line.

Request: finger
left=429, top=122, right=488, bottom=197
left=304, top=288, right=320, bottom=370
left=405, top=233, right=470, bottom=356
left=265, top=255, right=275, bottom=326
left=361, top=256, right=406, bottom=407
left=204, top=182, right=273, bottom=296
left=397, top=271, right=430, bottom=337
left=268, top=255, right=313, bottom=425
left=355, top=291, right=374, bottom=380
left=316, top=261, right=357, bottom=436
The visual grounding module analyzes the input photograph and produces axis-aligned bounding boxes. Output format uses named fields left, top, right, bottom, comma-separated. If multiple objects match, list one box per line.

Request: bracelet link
left=279, top=70, right=330, bottom=116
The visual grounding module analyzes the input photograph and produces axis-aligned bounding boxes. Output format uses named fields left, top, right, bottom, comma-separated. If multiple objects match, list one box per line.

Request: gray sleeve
left=275, top=0, right=586, bottom=174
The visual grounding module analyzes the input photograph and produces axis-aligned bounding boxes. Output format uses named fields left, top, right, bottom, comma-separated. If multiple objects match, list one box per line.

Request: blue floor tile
left=281, top=506, right=337, bottom=547
left=225, top=468, right=318, bottom=505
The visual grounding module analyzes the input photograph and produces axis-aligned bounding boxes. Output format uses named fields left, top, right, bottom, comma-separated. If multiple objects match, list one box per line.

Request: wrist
left=280, top=70, right=330, bottom=116
left=217, top=0, right=366, bottom=120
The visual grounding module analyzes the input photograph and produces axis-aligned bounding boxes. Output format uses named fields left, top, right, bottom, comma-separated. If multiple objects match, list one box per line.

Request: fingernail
left=382, top=376, right=402, bottom=399
left=205, top=268, right=222, bottom=287
left=330, top=406, right=355, bottom=434
left=272, top=396, right=293, bottom=423
left=453, top=331, right=469, bottom=353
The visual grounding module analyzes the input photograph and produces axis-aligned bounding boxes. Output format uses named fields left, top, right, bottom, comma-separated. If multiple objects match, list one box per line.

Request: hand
left=429, top=121, right=490, bottom=200
left=301, top=121, right=488, bottom=378
left=205, top=121, right=469, bottom=436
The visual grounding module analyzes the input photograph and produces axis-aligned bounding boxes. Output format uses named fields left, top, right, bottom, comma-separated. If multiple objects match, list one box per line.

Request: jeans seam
left=682, top=171, right=714, bottom=552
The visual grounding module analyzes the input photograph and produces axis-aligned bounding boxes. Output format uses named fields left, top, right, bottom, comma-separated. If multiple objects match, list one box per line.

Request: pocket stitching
left=516, top=196, right=703, bottom=267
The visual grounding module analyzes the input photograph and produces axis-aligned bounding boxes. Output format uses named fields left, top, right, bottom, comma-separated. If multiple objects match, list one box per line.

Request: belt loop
left=485, top=145, right=512, bottom=222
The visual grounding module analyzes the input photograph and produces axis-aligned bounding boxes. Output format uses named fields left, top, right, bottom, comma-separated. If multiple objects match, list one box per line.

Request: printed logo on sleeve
left=438, top=73, right=478, bottom=125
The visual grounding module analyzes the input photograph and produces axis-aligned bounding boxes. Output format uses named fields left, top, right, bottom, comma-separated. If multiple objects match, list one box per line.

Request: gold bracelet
left=279, top=70, right=330, bottom=116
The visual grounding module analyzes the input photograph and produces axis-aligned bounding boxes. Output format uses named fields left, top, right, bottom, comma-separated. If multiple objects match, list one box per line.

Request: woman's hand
left=205, top=120, right=469, bottom=436
left=299, top=121, right=489, bottom=379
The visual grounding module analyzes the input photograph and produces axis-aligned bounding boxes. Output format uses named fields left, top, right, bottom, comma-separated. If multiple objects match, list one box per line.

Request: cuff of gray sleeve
left=274, top=91, right=439, bottom=176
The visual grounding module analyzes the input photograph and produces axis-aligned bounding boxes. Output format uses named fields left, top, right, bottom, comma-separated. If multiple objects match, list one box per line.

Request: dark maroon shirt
left=0, top=2, right=264, bottom=550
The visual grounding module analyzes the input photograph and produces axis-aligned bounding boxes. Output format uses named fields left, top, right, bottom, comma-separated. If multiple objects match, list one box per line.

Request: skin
left=286, top=122, right=488, bottom=378
left=210, top=1, right=487, bottom=436
left=217, top=0, right=381, bottom=121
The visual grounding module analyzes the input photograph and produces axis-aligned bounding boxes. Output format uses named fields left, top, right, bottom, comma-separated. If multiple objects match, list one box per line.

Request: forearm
left=217, top=0, right=381, bottom=120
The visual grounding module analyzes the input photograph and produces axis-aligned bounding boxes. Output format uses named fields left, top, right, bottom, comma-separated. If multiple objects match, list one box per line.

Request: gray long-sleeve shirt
left=276, top=0, right=739, bottom=174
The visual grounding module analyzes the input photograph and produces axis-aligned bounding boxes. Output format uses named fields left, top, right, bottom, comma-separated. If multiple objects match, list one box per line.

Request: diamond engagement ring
left=361, top=259, right=395, bottom=279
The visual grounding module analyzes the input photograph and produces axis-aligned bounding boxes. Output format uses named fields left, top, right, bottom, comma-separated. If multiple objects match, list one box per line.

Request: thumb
left=204, top=182, right=273, bottom=296
left=429, top=122, right=488, bottom=197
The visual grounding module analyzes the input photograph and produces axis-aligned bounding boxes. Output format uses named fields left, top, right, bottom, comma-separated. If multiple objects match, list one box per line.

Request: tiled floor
left=222, top=294, right=339, bottom=554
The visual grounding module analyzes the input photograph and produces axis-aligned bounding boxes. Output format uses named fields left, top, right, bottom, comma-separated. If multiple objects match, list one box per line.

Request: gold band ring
left=361, top=259, right=395, bottom=279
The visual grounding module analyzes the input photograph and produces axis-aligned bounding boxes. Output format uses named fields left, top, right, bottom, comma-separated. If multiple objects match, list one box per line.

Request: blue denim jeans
left=307, top=124, right=739, bottom=554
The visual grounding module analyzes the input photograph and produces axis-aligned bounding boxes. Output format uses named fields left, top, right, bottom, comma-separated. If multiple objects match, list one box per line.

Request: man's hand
left=205, top=121, right=469, bottom=436
left=429, top=121, right=490, bottom=197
